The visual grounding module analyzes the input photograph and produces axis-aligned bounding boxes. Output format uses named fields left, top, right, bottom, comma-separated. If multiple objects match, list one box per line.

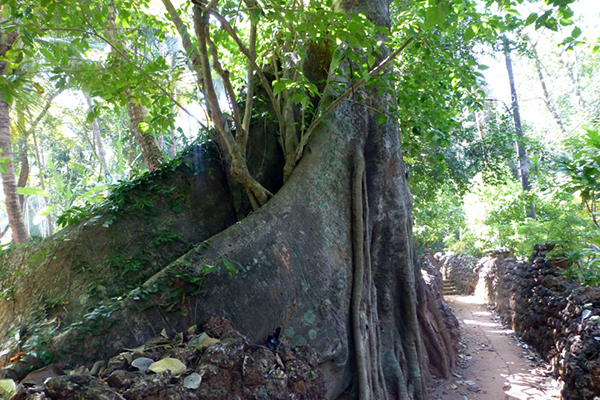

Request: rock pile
left=478, top=246, right=600, bottom=400
left=0, top=317, right=325, bottom=400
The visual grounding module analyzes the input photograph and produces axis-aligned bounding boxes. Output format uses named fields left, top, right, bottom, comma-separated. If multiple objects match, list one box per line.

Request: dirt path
left=430, top=295, right=562, bottom=400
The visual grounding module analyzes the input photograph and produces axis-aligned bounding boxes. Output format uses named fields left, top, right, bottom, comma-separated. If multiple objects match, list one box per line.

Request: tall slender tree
left=105, top=1, right=164, bottom=170
left=83, top=93, right=110, bottom=176
left=504, top=38, right=536, bottom=219
left=0, top=29, right=29, bottom=243
left=530, top=39, right=567, bottom=135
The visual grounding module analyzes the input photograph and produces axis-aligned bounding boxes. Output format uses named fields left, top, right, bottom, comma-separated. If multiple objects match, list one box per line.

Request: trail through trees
left=431, top=294, right=561, bottom=400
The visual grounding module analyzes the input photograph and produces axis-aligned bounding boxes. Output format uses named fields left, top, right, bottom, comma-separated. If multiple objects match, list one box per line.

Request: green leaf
left=80, top=185, right=110, bottom=199
left=559, top=18, right=573, bottom=26
left=22, top=29, right=34, bottom=44
left=139, top=121, right=150, bottom=133
left=0, top=379, right=17, bottom=399
left=525, top=12, right=538, bottom=25
left=367, top=54, right=375, bottom=68
left=201, top=264, right=219, bottom=274
left=17, top=187, right=51, bottom=197
left=435, top=2, right=450, bottom=26
left=464, top=27, right=476, bottom=42
left=222, top=258, right=237, bottom=275
left=375, top=114, right=387, bottom=124
left=33, top=205, right=58, bottom=225
left=272, top=80, right=288, bottom=96
left=424, top=7, right=437, bottom=29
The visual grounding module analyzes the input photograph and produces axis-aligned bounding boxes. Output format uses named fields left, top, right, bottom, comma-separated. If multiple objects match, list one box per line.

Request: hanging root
left=362, top=170, right=388, bottom=400
left=352, top=151, right=369, bottom=400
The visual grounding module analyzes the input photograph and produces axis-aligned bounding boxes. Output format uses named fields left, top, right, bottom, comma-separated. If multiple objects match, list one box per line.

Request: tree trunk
left=557, top=48, right=587, bottom=109
left=504, top=41, right=536, bottom=219
left=39, top=93, right=453, bottom=399
left=106, top=1, right=164, bottom=170
left=126, top=99, right=164, bottom=169
left=161, top=0, right=204, bottom=92
left=0, top=1, right=456, bottom=399
left=30, top=124, right=53, bottom=235
left=0, top=30, right=29, bottom=243
left=0, top=99, right=29, bottom=243
left=16, top=129, right=29, bottom=209
left=530, top=41, right=566, bottom=135
left=83, top=93, right=110, bottom=176
left=25, top=93, right=58, bottom=235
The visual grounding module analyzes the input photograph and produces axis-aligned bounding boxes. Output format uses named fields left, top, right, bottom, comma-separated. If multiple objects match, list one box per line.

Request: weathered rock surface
left=0, top=129, right=285, bottom=365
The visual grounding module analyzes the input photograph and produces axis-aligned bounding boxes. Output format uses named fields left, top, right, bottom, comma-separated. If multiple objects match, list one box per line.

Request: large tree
left=0, top=0, right=575, bottom=398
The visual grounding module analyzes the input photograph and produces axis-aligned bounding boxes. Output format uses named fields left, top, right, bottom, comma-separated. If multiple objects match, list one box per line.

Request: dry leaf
left=148, top=358, right=186, bottom=377
left=202, top=337, right=220, bottom=348
left=132, top=357, right=155, bottom=372
left=183, top=373, right=202, bottom=389
left=22, top=365, right=66, bottom=386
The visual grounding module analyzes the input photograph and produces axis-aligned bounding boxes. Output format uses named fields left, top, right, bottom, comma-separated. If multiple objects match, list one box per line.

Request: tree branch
left=205, top=7, right=283, bottom=123
left=42, top=27, right=208, bottom=131
left=194, top=4, right=271, bottom=207
left=240, top=0, right=258, bottom=154
left=160, top=0, right=206, bottom=94
left=294, top=36, right=416, bottom=165
left=206, top=35, right=244, bottom=137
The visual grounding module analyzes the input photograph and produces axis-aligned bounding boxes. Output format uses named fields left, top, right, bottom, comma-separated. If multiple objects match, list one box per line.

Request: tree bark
left=0, top=29, right=29, bottom=243
left=126, top=99, right=164, bottom=169
left=0, top=99, right=29, bottom=243
left=504, top=41, right=536, bottom=219
left=193, top=4, right=271, bottom=208
left=160, top=0, right=204, bottom=92
left=16, top=129, right=29, bottom=209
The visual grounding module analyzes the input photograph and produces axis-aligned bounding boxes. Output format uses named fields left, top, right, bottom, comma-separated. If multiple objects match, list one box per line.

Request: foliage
left=555, top=127, right=600, bottom=227
left=407, top=0, right=600, bottom=289
left=0, top=0, right=588, bottom=284
left=411, top=108, right=518, bottom=254
left=413, top=185, right=467, bottom=253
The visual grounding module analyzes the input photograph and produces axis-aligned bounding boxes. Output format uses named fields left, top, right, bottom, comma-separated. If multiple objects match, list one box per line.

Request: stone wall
left=478, top=246, right=600, bottom=400
left=433, top=253, right=479, bottom=295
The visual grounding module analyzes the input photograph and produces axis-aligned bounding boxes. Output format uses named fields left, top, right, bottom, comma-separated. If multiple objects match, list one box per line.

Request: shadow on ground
left=430, top=295, right=561, bottom=400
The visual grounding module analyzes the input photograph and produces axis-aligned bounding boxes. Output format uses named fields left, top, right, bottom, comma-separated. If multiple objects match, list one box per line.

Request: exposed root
left=352, top=151, right=369, bottom=400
